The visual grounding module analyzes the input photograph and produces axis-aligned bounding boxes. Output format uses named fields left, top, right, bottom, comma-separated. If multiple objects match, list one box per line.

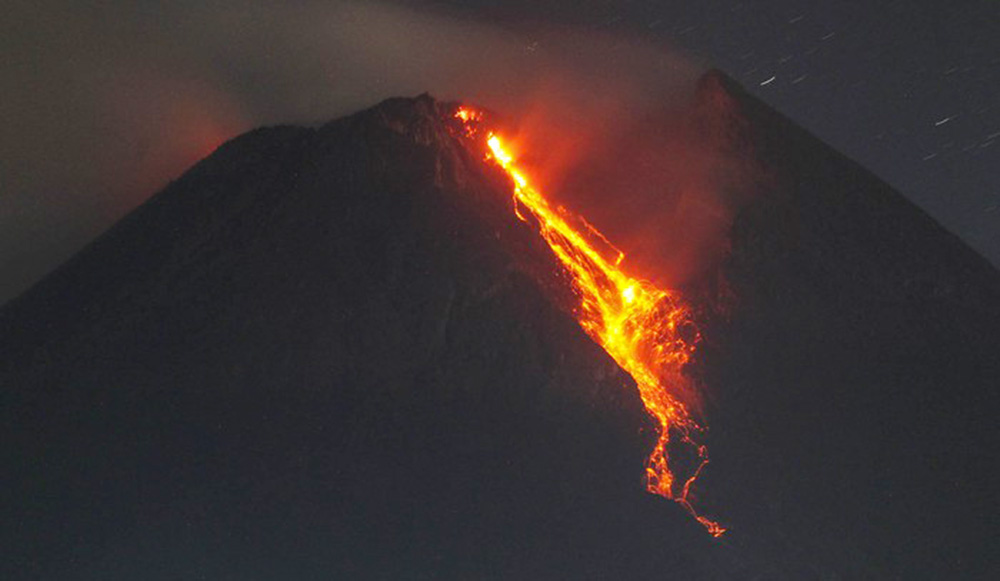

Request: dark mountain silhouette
left=690, top=71, right=1000, bottom=579
left=1, top=94, right=731, bottom=580
left=3, top=72, right=998, bottom=579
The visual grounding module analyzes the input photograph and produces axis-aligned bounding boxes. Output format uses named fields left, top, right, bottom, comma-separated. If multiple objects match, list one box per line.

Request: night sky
left=2, top=0, right=997, bottom=303
left=441, top=0, right=999, bottom=262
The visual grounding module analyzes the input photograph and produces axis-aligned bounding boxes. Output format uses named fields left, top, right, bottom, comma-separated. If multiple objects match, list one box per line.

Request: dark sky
left=436, top=0, right=999, bottom=263
left=2, top=0, right=997, bottom=303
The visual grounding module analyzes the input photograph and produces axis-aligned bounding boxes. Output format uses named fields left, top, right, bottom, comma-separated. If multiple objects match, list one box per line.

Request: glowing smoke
left=1, top=0, right=756, bottom=302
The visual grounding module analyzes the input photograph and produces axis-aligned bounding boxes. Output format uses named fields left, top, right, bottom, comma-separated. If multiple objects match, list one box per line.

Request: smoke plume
left=1, top=0, right=755, bottom=302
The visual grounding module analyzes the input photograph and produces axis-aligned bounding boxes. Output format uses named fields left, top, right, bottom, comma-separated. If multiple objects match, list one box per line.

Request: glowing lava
left=453, top=106, right=725, bottom=537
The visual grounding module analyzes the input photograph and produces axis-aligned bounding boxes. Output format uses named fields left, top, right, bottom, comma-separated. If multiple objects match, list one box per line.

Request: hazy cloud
left=1, top=0, right=717, bottom=302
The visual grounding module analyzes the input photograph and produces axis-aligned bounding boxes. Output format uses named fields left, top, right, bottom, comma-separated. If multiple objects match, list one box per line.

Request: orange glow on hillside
left=454, top=106, right=725, bottom=537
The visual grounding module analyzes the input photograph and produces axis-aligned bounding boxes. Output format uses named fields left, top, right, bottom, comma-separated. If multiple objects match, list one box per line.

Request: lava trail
left=452, top=107, right=724, bottom=536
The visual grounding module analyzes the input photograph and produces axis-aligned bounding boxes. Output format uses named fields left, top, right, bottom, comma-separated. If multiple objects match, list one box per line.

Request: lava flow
left=453, top=106, right=725, bottom=537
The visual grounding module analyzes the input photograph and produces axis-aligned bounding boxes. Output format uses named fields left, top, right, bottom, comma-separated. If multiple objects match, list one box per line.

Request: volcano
left=3, top=70, right=998, bottom=579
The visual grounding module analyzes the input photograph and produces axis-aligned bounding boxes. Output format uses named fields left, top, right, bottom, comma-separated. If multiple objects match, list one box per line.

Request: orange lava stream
left=453, top=107, right=724, bottom=536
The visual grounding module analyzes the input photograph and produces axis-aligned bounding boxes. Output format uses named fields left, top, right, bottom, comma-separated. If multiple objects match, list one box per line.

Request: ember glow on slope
left=454, top=107, right=725, bottom=536
left=0, top=0, right=703, bottom=305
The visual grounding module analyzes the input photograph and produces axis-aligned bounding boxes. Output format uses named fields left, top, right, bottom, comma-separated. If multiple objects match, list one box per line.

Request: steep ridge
left=691, top=70, right=1000, bottom=579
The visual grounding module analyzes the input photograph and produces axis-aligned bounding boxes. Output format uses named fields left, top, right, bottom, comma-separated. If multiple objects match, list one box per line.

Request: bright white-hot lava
left=453, top=106, right=725, bottom=537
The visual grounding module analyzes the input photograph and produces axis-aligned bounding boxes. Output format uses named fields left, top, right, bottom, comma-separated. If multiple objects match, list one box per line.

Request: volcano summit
left=3, top=71, right=998, bottom=579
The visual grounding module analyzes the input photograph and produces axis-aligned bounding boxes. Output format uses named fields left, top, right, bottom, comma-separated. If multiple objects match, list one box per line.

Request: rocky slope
left=3, top=74, right=998, bottom=579
left=1, top=95, right=733, bottom=579
left=691, top=70, right=1000, bottom=579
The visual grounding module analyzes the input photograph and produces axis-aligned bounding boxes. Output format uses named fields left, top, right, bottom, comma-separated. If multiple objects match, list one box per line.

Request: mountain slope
left=2, top=96, right=735, bottom=579
left=3, top=74, right=999, bottom=579
left=691, top=70, right=1000, bottom=579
